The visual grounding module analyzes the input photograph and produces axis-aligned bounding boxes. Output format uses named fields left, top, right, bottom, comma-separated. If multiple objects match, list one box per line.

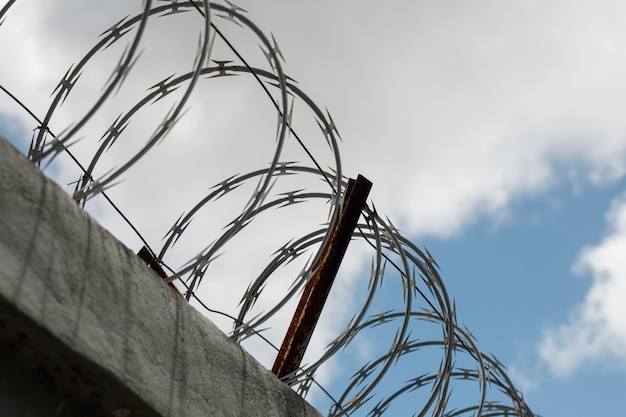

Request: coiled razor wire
left=0, top=1, right=537, bottom=416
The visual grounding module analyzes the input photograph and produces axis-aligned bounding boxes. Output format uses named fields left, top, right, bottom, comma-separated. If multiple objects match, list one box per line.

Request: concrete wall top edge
left=0, top=136, right=322, bottom=417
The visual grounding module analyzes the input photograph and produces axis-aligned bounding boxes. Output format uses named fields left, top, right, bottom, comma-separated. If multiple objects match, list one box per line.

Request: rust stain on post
left=272, top=174, right=372, bottom=379
left=137, top=246, right=184, bottom=298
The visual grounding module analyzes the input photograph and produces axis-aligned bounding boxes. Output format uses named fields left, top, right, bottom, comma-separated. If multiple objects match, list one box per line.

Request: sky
left=2, top=1, right=626, bottom=416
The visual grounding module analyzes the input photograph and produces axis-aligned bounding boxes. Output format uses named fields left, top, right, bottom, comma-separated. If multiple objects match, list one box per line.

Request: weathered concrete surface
left=0, top=136, right=322, bottom=417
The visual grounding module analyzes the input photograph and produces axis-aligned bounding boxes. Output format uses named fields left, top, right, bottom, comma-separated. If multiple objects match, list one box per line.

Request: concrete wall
left=0, top=136, right=322, bottom=417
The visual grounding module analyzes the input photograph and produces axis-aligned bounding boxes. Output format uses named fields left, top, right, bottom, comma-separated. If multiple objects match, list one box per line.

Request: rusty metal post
left=137, top=246, right=184, bottom=298
left=272, top=174, right=372, bottom=379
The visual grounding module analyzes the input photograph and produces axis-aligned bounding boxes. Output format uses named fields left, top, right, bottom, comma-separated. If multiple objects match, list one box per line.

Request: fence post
left=272, top=174, right=372, bottom=379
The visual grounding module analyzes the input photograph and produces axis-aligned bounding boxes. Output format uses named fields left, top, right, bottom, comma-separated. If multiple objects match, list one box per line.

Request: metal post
left=137, top=246, right=183, bottom=298
left=272, top=174, right=372, bottom=379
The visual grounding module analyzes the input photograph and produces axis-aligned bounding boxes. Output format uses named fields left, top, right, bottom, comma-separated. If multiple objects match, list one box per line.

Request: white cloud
left=241, top=1, right=626, bottom=237
left=4, top=1, right=626, bottom=239
left=539, top=192, right=626, bottom=377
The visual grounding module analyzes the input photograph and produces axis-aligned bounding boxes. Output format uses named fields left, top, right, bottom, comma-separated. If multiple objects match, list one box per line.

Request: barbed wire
left=0, top=1, right=538, bottom=416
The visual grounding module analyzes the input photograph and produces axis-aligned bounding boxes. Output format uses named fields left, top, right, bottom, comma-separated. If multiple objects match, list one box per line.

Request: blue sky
left=2, top=1, right=626, bottom=416
left=422, top=179, right=626, bottom=415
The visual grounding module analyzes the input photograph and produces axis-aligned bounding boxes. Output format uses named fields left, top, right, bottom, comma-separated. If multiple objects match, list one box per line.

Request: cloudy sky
left=2, top=1, right=626, bottom=415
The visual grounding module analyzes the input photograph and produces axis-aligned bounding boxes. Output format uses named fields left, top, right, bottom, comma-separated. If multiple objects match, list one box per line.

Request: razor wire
left=0, top=1, right=537, bottom=416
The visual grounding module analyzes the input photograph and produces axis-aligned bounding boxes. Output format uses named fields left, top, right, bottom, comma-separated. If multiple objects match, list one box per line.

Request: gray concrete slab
left=0, top=136, right=322, bottom=417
